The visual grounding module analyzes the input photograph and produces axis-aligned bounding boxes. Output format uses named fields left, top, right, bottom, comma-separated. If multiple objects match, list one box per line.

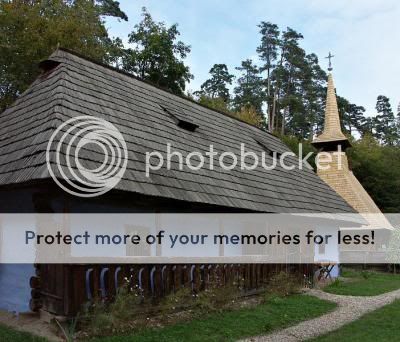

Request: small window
left=160, top=104, right=199, bottom=132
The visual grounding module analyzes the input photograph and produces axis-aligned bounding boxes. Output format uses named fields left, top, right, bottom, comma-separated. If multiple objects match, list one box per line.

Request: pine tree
left=257, top=22, right=280, bottom=130
left=375, top=95, right=397, bottom=145
left=233, top=59, right=265, bottom=117
left=196, top=64, right=234, bottom=102
left=270, top=27, right=305, bottom=135
left=296, top=53, right=326, bottom=139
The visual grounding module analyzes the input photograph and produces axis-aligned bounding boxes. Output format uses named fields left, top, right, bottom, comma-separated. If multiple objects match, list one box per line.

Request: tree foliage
left=348, top=135, right=400, bottom=212
left=196, top=64, right=234, bottom=102
left=233, top=59, right=265, bottom=119
left=233, top=104, right=264, bottom=128
left=0, top=0, right=126, bottom=111
left=122, top=7, right=193, bottom=95
left=374, top=95, right=398, bottom=145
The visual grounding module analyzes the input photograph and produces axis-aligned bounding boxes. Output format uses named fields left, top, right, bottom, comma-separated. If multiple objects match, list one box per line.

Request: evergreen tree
left=359, top=116, right=375, bottom=137
left=233, top=59, right=265, bottom=116
left=375, top=95, right=397, bottom=145
left=270, top=27, right=305, bottom=134
left=196, top=64, right=234, bottom=102
left=97, top=0, right=128, bottom=21
left=337, top=97, right=365, bottom=135
left=295, top=53, right=326, bottom=139
left=122, top=7, right=193, bottom=95
left=257, top=22, right=280, bottom=130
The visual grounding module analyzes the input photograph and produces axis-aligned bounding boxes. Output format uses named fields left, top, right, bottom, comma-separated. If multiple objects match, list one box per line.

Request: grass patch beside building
left=324, top=269, right=400, bottom=296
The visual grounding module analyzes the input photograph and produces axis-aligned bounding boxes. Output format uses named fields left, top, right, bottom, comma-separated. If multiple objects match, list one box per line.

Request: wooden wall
left=31, top=263, right=315, bottom=317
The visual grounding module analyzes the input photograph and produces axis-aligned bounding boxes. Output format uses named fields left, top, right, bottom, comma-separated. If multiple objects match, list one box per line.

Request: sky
left=105, top=0, right=400, bottom=116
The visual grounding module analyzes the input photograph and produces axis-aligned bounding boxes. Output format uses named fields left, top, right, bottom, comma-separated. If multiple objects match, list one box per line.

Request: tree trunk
left=271, top=92, right=276, bottom=132
left=281, top=106, right=288, bottom=135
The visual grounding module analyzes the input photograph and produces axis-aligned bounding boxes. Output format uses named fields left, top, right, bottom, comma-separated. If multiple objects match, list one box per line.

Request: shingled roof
left=0, top=49, right=355, bottom=213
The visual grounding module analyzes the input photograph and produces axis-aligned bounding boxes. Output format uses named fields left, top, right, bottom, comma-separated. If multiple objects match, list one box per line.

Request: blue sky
left=105, top=0, right=400, bottom=116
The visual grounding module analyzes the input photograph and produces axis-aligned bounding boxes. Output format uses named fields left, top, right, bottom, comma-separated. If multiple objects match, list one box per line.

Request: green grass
left=0, top=324, right=47, bottom=341
left=90, top=295, right=336, bottom=342
left=310, top=299, right=400, bottom=342
left=324, top=269, right=400, bottom=296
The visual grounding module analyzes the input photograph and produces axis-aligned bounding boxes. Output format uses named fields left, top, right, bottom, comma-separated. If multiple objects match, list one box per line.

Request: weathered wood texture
left=31, top=263, right=314, bottom=317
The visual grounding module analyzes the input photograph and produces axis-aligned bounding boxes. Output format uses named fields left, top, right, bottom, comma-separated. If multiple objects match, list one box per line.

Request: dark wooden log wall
left=31, top=263, right=315, bottom=317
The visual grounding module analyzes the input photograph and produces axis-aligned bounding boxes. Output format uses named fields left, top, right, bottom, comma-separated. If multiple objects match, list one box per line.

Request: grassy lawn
left=310, top=299, right=400, bottom=342
left=90, top=295, right=336, bottom=342
left=0, top=324, right=47, bottom=341
left=324, top=269, right=400, bottom=296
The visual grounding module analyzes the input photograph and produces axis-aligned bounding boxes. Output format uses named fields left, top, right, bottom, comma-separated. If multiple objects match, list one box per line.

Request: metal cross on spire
left=325, top=52, right=334, bottom=71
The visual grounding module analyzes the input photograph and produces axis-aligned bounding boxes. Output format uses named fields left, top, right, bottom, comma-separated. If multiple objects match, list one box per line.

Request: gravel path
left=240, top=288, right=400, bottom=342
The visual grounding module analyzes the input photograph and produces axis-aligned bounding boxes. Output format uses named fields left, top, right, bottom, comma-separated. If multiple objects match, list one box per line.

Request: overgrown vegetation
left=80, top=279, right=243, bottom=338
left=74, top=271, right=307, bottom=340
left=264, top=271, right=303, bottom=300
left=324, top=268, right=400, bottom=296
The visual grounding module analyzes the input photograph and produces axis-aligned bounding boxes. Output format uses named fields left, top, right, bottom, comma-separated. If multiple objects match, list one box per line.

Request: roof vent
left=38, top=60, right=61, bottom=79
left=255, top=139, right=281, bottom=158
left=160, top=104, right=199, bottom=132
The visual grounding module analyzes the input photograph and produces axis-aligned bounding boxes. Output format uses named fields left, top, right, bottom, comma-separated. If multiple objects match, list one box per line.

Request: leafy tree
left=197, top=95, right=231, bottom=114
left=122, top=7, right=193, bottom=95
left=233, top=59, right=265, bottom=120
left=196, top=64, right=234, bottom=102
left=348, top=135, right=400, bottom=212
left=233, top=104, right=263, bottom=128
left=0, top=0, right=125, bottom=111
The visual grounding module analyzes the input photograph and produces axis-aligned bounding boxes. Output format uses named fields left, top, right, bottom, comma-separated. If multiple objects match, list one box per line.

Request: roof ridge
left=52, top=47, right=275, bottom=138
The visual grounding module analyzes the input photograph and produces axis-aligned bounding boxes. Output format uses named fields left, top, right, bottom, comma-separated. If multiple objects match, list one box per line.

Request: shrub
left=264, top=271, right=302, bottom=301
left=361, top=270, right=373, bottom=279
left=81, top=279, right=243, bottom=338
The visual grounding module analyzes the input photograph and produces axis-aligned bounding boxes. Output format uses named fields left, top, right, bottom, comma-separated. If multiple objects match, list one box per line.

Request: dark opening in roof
left=160, top=104, right=199, bottom=132
left=38, top=59, right=61, bottom=78
left=255, top=139, right=281, bottom=158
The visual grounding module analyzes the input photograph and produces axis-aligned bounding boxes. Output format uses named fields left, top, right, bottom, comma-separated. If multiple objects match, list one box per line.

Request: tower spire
left=312, top=64, right=351, bottom=151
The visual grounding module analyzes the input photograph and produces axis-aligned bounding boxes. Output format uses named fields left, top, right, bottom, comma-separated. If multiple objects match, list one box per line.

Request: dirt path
left=0, top=311, right=62, bottom=341
left=240, top=288, right=400, bottom=342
